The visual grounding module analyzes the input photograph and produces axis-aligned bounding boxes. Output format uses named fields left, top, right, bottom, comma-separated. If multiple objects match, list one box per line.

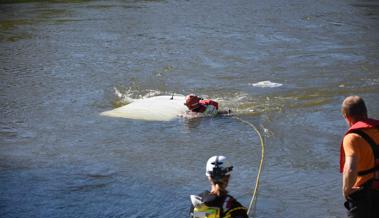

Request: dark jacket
left=190, top=191, right=248, bottom=218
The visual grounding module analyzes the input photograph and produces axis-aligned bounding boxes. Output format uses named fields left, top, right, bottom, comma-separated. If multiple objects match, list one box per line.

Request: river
left=1, top=0, right=378, bottom=217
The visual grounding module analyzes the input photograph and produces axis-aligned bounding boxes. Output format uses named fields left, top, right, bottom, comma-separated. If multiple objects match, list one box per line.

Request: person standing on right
left=340, top=96, right=379, bottom=218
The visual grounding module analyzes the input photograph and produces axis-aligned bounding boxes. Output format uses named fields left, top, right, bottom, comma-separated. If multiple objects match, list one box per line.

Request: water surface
left=1, top=0, right=378, bottom=217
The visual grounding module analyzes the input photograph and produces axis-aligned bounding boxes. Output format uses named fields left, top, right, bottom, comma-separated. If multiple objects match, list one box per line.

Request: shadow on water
left=0, top=0, right=164, bottom=3
left=351, top=1, right=379, bottom=18
left=0, top=6, right=70, bottom=42
left=0, top=0, right=91, bottom=3
left=0, top=0, right=165, bottom=42
left=0, top=19, right=33, bottom=42
left=68, top=183, right=109, bottom=192
left=0, top=2, right=90, bottom=42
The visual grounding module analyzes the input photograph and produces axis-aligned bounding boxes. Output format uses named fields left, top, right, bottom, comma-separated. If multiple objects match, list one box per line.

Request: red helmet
left=184, top=94, right=200, bottom=110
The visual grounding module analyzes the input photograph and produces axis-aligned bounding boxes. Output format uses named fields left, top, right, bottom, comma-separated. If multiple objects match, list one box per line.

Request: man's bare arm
left=342, top=155, right=358, bottom=199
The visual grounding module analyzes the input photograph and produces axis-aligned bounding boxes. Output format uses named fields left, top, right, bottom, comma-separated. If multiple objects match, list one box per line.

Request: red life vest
left=340, top=118, right=379, bottom=173
left=200, top=100, right=218, bottom=109
left=193, top=99, right=219, bottom=113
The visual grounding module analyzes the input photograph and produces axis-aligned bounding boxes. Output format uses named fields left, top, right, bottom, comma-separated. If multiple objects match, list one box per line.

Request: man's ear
left=344, top=114, right=355, bottom=127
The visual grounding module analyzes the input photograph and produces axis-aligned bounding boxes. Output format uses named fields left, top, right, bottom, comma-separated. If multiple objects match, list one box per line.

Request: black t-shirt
left=189, top=191, right=248, bottom=218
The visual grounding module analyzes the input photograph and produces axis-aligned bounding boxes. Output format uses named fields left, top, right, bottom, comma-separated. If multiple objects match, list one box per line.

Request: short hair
left=341, top=96, right=368, bottom=119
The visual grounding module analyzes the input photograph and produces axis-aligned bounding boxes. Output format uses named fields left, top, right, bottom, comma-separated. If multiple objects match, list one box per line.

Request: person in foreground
left=340, top=96, right=379, bottom=218
left=189, top=155, right=248, bottom=218
left=184, top=94, right=231, bottom=116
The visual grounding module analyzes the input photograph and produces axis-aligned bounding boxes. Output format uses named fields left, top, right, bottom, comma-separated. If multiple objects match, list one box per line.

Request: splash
left=113, top=87, right=134, bottom=104
left=179, top=111, right=216, bottom=119
left=112, top=87, right=166, bottom=108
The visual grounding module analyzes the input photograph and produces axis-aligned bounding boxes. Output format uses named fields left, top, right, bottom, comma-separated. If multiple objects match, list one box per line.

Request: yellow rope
left=233, top=116, right=265, bottom=217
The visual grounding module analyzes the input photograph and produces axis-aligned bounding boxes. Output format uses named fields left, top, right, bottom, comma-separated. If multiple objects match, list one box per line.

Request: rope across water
left=233, top=116, right=265, bottom=217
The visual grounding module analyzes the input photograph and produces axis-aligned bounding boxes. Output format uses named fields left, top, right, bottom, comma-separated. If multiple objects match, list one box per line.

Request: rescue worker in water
left=340, top=96, right=379, bottom=218
left=189, top=155, right=248, bottom=218
left=184, top=94, right=231, bottom=116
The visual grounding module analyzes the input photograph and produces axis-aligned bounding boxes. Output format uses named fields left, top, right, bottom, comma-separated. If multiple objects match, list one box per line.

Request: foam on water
left=113, top=87, right=165, bottom=105
left=249, top=81, right=283, bottom=88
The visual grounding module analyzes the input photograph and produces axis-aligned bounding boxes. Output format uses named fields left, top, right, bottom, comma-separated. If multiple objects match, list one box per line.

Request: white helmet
left=205, top=156, right=233, bottom=179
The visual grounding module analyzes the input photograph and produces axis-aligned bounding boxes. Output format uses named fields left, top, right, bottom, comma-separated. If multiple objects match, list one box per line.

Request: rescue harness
left=350, top=127, right=379, bottom=189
